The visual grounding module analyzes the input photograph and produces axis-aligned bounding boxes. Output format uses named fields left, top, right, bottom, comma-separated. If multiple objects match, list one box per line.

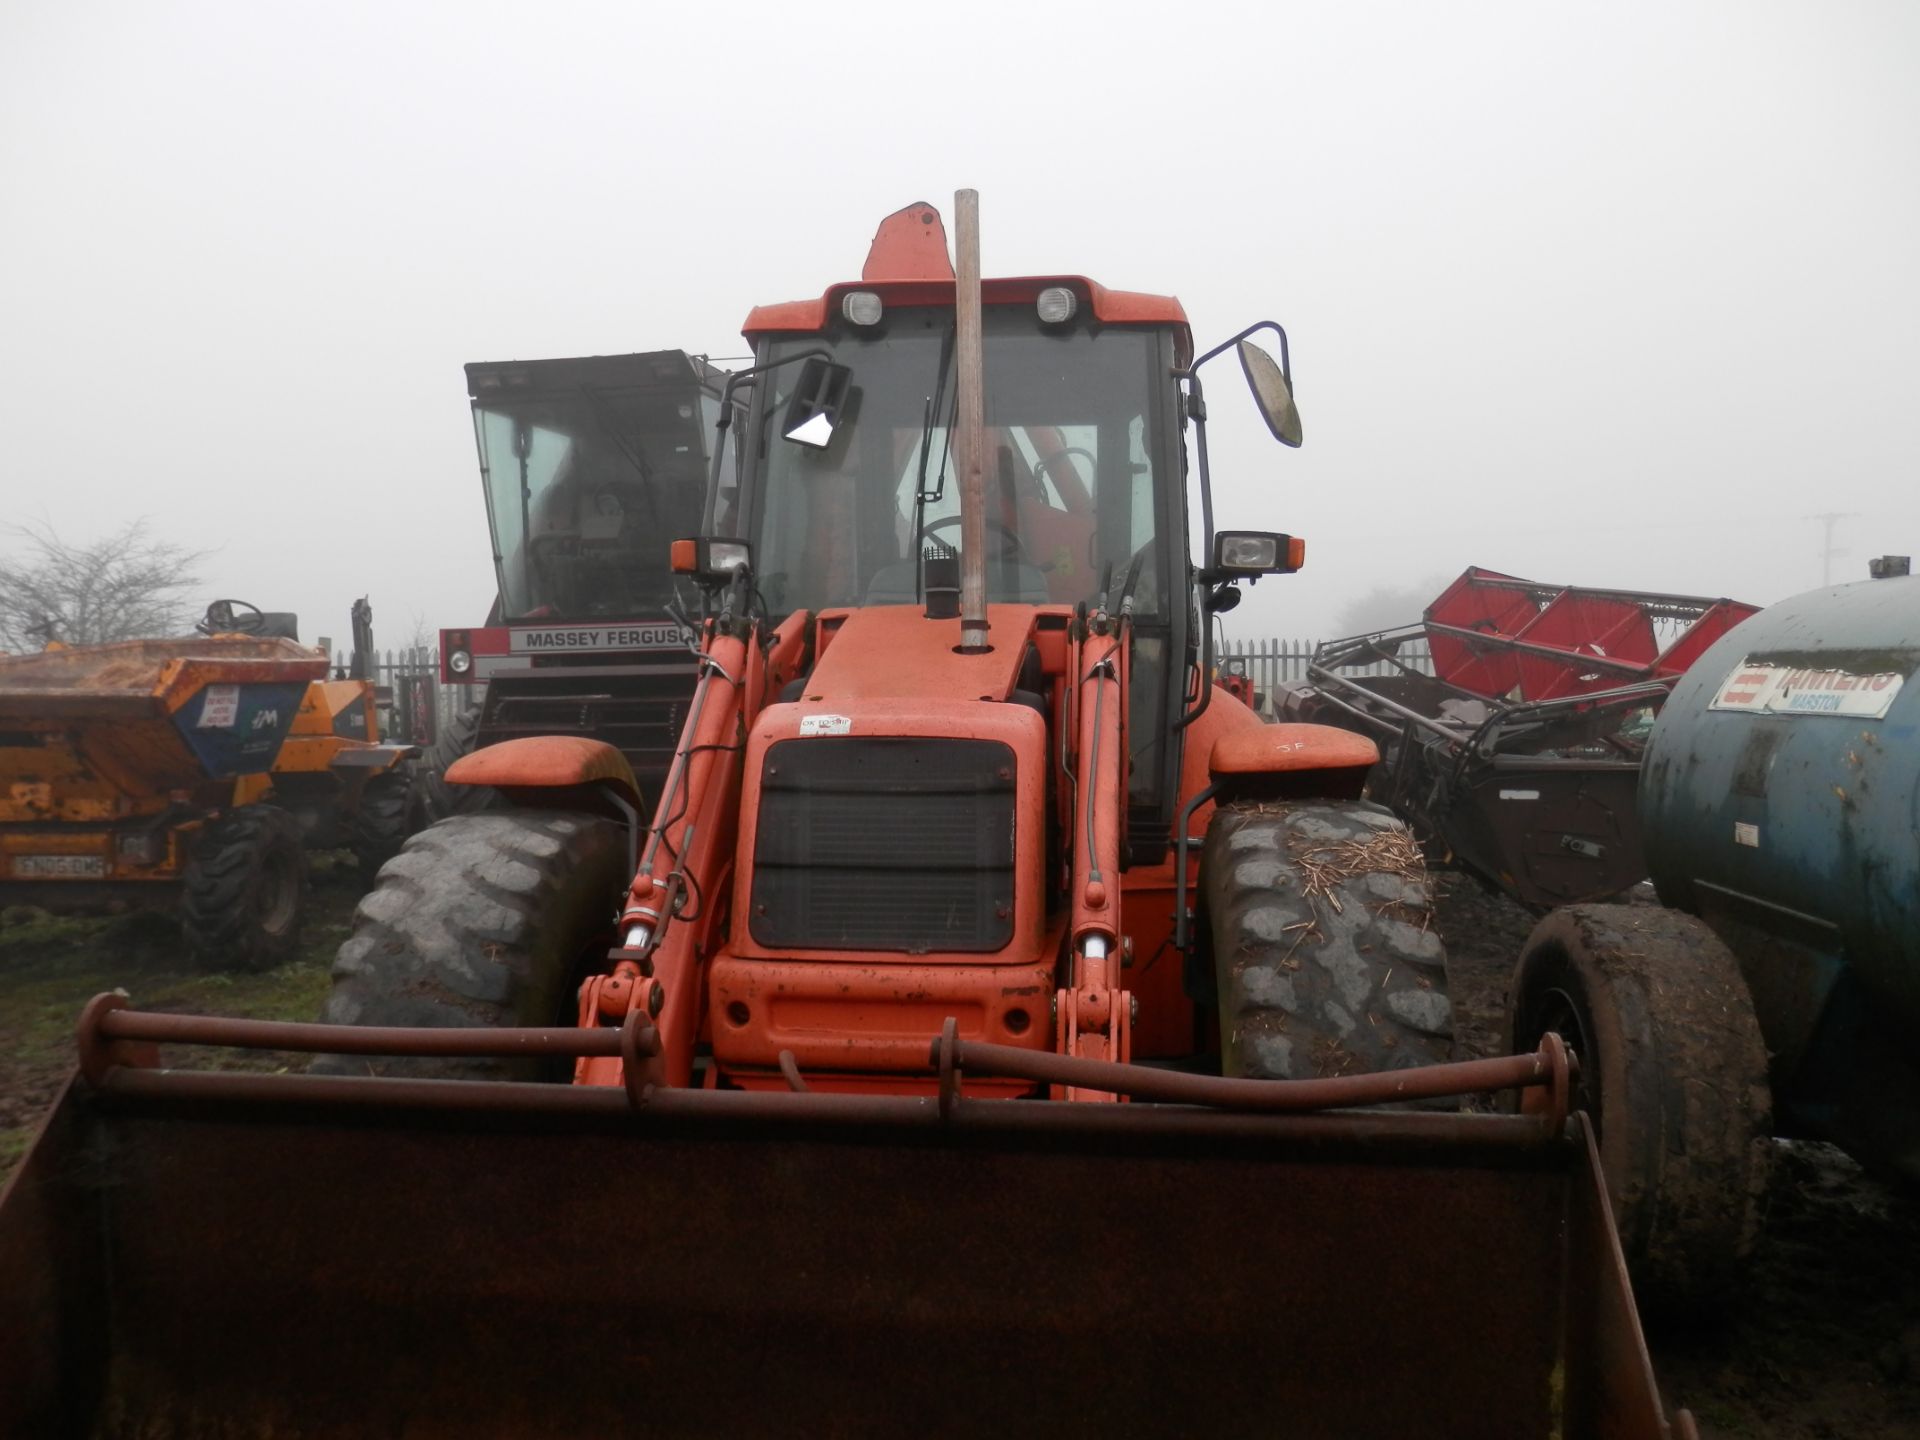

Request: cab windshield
left=475, top=373, right=719, bottom=620
left=725, top=307, right=1178, bottom=621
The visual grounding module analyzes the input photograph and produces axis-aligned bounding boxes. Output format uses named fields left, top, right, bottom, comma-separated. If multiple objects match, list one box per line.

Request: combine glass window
left=474, top=388, right=710, bottom=620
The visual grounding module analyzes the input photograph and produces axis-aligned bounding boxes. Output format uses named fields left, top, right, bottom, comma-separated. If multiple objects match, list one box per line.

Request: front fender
left=445, top=736, right=644, bottom=813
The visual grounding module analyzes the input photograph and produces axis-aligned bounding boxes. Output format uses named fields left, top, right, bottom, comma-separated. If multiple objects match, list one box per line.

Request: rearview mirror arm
left=1179, top=319, right=1293, bottom=586
left=1191, top=319, right=1292, bottom=388
left=1174, top=319, right=1294, bottom=734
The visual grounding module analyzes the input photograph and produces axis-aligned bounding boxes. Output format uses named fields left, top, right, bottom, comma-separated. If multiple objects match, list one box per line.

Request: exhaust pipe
left=953, top=187, right=989, bottom=652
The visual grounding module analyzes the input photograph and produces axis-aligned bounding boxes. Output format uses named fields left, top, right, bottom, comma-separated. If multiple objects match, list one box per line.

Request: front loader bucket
left=3, top=1011, right=1692, bottom=1440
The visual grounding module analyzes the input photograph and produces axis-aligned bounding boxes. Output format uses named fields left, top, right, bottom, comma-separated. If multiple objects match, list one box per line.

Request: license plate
left=11, top=853, right=107, bottom=878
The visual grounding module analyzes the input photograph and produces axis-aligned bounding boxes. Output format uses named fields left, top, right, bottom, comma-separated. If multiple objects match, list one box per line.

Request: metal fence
left=1219, top=636, right=1433, bottom=710
left=328, top=637, right=1428, bottom=745
left=328, top=647, right=474, bottom=747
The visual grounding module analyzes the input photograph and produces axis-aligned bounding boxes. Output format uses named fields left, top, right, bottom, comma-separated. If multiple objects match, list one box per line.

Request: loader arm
left=1057, top=611, right=1132, bottom=1091
left=581, top=594, right=805, bottom=1087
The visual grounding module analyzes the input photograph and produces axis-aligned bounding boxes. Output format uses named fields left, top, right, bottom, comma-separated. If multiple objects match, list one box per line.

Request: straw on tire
left=1205, top=799, right=1453, bottom=1084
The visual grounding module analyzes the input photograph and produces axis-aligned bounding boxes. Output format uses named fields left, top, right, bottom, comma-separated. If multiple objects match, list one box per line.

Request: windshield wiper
left=913, top=323, right=960, bottom=602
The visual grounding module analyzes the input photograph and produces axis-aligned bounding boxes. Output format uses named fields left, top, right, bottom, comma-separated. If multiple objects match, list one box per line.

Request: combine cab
left=418, top=350, right=731, bottom=819
left=2, top=199, right=1699, bottom=1437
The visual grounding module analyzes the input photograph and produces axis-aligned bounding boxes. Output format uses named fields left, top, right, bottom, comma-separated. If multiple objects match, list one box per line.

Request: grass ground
left=0, top=853, right=359, bottom=1182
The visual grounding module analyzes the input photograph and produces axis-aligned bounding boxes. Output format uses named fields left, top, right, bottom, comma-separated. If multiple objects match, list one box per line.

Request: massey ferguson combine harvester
left=414, top=350, right=730, bottom=820
left=3, top=198, right=1698, bottom=1438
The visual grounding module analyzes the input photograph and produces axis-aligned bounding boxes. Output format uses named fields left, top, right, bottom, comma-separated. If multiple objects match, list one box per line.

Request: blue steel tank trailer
left=1507, top=558, right=1919, bottom=1307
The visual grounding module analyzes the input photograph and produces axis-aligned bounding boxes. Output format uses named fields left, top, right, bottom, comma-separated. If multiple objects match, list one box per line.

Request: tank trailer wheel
left=182, top=804, right=309, bottom=972
left=410, top=705, right=498, bottom=826
left=1205, top=800, right=1453, bottom=1086
left=313, top=809, right=627, bottom=1081
left=1509, top=903, right=1773, bottom=1309
left=349, top=766, right=416, bottom=885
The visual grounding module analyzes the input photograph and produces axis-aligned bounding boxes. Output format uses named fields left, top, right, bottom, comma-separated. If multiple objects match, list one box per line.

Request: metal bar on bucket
left=79, top=994, right=1572, bottom=1127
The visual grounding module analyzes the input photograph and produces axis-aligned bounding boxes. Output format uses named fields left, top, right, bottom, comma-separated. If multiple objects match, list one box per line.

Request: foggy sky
left=2, top=1, right=1915, bottom=650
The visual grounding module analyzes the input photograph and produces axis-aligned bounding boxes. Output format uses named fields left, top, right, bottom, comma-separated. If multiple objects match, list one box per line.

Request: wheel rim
left=257, top=849, right=299, bottom=936
left=1528, top=985, right=1602, bottom=1137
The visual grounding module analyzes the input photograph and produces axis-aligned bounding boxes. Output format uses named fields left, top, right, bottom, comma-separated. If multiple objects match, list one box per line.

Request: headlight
left=706, top=540, right=752, bottom=574
left=448, top=649, right=473, bottom=675
left=841, top=290, right=884, bottom=326
left=670, top=536, right=756, bottom=584
left=1220, top=535, right=1278, bottom=570
left=1213, top=531, right=1305, bottom=577
left=1036, top=287, right=1077, bottom=324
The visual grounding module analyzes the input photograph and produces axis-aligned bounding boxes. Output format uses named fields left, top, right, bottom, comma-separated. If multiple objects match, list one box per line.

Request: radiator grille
left=751, top=737, right=1015, bottom=952
left=477, top=673, right=690, bottom=789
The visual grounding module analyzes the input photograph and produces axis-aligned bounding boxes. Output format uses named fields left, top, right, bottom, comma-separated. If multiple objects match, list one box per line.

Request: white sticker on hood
left=798, top=713, right=852, bottom=737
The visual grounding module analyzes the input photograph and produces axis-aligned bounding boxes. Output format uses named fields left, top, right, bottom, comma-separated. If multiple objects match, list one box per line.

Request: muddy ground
left=0, top=856, right=354, bottom=1174
left=2, top=861, right=1916, bottom=1436
left=1434, top=869, right=1920, bottom=1440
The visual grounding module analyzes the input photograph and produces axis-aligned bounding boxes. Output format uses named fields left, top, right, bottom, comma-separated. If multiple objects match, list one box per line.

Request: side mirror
left=1237, top=341, right=1302, bottom=448
left=781, top=358, right=853, bottom=448
left=1213, top=530, right=1305, bottom=579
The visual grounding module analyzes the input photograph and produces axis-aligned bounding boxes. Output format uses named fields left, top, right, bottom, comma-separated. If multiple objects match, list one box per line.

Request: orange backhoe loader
left=1, top=196, right=1699, bottom=1438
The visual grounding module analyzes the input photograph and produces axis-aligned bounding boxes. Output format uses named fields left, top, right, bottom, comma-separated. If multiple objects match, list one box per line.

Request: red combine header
left=1282, top=567, right=1760, bottom=907
left=1425, top=566, right=1760, bottom=702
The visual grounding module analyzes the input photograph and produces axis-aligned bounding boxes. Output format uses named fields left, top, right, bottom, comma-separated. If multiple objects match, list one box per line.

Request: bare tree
left=0, top=520, right=209, bottom=652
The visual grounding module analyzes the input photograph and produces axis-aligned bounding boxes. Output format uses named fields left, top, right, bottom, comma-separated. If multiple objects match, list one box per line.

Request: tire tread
left=314, top=809, right=626, bottom=1080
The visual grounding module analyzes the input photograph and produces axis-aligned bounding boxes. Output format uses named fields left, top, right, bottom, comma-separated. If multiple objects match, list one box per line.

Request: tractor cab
left=706, top=207, right=1300, bottom=863
left=716, top=301, right=1176, bottom=621
left=633, top=202, right=1315, bottom=1083
left=468, top=350, right=732, bottom=622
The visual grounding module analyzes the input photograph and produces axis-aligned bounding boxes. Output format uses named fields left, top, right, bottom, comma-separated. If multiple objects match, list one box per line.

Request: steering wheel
left=198, top=599, right=264, bottom=635
left=918, top=514, right=1029, bottom=564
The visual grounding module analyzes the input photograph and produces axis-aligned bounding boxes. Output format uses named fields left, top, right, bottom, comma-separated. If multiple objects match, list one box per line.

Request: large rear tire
left=182, top=805, right=308, bottom=972
left=1205, top=800, right=1452, bottom=1082
left=314, top=809, right=626, bottom=1080
left=349, top=766, right=415, bottom=885
left=410, top=705, right=497, bottom=825
left=1509, top=903, right=1772, bottom=1309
